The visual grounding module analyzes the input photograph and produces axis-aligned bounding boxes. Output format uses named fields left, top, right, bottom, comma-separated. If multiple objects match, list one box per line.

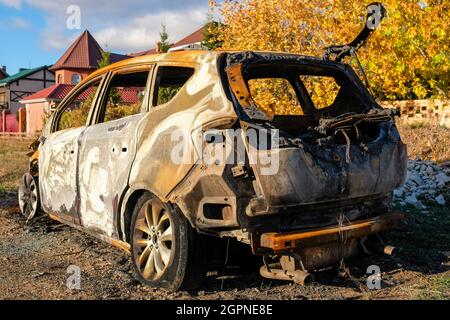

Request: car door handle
left=113, top=147, right=128, bottom=153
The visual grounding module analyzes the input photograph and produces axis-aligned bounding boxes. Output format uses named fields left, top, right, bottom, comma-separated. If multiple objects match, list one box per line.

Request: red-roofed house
left=169, top=26, right=205, bottom=52
left=21, top=83, right=141, bottom=133
left=129, top=26, right=205, bottom=57
left=21, top=27, right=205, bottom=133
left=21, top=30, right=131, bottom=133
left=20, top=84, right=74, bottom=133
left=51, top=30, right=129, bottom=85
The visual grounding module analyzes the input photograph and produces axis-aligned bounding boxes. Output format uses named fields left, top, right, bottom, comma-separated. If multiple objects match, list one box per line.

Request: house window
left=0, top=92, right=6, bottom=109
left=57, top=74, right=62, bottom=84
left=71, top=74, right=82, bottom=85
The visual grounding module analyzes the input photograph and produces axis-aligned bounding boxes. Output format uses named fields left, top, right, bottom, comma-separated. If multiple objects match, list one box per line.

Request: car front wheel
left=130, top=192, right=206, bottom=291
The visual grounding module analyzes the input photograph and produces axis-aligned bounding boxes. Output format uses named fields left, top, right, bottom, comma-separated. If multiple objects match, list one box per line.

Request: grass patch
left=415, top=275, right=450, bottom=300
left=389, top=205, right=450, bottom=264
left=0, top=138, right=33, bottom=193
left=398, top=123, right=450, bottom=162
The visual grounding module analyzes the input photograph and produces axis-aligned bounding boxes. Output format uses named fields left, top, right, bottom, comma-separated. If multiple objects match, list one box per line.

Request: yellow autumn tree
left=208, top=0, right=449, bottom=101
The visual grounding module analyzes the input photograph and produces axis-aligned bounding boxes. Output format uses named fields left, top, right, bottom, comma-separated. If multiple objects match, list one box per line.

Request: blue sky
left=0, top=0, right=209, bottom=75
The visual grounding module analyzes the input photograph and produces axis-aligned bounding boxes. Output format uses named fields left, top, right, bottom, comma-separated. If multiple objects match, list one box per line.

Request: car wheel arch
left=120, top=188, right=196, bottom=243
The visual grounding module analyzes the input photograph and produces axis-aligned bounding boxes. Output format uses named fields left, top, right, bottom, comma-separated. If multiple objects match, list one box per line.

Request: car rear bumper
left=259, top=211, right=405, bottom=252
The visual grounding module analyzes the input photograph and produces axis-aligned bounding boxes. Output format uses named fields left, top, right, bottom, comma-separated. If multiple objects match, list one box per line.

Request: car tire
left=130, top=192, right=206, bottom=291
left=18, top=173, right=41, bottom=221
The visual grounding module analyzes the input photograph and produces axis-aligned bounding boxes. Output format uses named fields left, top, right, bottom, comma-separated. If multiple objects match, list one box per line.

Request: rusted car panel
left=39, top=127, right=84, bottom=223
left=246, top=121, right=407, bottom=216
left=260, top=212, right=405, bottom=252
left=78, top=113, right=146, bottom=237
left=129, top=53, right=237, bottom=200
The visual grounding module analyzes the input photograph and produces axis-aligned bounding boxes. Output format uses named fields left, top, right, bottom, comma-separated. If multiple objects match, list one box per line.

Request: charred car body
left=19, top=3, right=407, bottom=290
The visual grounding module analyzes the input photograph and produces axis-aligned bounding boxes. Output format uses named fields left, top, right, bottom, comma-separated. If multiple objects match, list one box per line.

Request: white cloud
left=94, top=8, right=207, bottom=53
left=0, top=0, right=22, bottom=9
left=10, top=17, right=31, bottom=29
left=25, top=0, right=209, bottom=53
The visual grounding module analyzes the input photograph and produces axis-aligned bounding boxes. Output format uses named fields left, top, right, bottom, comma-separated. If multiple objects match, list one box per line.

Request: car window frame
left=50, top=74, right=107, bottom=133
left=247, top=76, right=307, bottom=115
left=92, top=64, right=155, bottom=125
left=150, top=62, right=197, bottom=110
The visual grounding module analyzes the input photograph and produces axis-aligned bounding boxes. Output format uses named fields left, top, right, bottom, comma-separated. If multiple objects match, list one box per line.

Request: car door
left=39, top=76, right=105, bottom=224
left=77, top=65, right=153, bottom=237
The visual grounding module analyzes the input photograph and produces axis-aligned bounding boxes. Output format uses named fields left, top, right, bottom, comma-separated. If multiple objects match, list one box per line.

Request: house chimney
left=1, top=66, right=5, bottom=73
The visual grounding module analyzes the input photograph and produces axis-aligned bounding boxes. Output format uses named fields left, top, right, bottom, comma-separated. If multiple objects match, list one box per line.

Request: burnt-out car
left=18, top=5, right=407, bottom=291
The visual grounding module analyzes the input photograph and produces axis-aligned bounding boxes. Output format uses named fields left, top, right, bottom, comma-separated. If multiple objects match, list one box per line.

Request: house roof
left=129, top=48, right=158, bottom=57
left=128, top=26, right=205, bottom=57
left=172, top=26, right=204, bottom=48
left=21, top=84, right=77, bottom=102
left=0, top=65, right=52, bottom=85
left=22, top=83, right=140, bottom=105
left=50, top=30, right=129, bottom=71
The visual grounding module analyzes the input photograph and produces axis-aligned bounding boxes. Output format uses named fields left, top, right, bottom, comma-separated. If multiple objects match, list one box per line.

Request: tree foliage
left=158, top=24, right=171, bottom=53
left=202, top=21, right=224, bottom=50
left=97, top=51, right=111, bottom=69
left=208, top=0, right=449, bottom=101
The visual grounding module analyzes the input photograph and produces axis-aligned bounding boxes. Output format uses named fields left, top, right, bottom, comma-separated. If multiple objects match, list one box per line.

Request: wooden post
left=1, top=109, right=6, bottom=133
left=18, top=107, right=26, bottom=133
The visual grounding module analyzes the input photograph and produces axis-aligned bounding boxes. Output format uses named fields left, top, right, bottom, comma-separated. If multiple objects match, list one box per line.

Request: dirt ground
left=0, top=136, right=449, bottom=300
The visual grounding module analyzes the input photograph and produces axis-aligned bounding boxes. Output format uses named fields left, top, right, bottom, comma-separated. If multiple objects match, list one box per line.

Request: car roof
left=83, top=49, right=336, bottom=84
left=85, top=50, right=219, bottom=81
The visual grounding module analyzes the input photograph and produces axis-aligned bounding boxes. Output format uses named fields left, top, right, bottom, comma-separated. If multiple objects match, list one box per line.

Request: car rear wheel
left=130, top=192, right=206, bottom=291
left=18, top=173, right=40, bottom=221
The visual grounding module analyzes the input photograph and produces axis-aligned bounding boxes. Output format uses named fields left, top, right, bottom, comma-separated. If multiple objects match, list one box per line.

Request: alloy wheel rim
left=18, top=174, right=38, bottom=220
left=133, top=200, right=173, bottom=280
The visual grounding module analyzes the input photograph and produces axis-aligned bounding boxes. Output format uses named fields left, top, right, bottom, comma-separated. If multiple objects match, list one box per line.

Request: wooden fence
left=381, top=99, right=450, bottom=128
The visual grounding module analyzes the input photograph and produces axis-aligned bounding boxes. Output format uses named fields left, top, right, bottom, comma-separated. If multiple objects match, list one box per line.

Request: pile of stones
left=393, top=160, right=450, bottom=209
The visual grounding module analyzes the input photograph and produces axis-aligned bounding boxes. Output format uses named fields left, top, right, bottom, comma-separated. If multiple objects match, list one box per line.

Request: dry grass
left=398, top=123, right=450, bottom=163
left=0, top=138, right=33, bottom=193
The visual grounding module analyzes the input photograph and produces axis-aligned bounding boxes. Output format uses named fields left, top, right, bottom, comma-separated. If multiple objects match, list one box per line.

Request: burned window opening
left=57, top=80, right=101, bottom=132
left=225, top=53, right=400, bottom=151
left=243, top=63, right=371, bottom=118
left=98, top=71, right=150, bottom=124
left=153, top=66, right=195, bottom=106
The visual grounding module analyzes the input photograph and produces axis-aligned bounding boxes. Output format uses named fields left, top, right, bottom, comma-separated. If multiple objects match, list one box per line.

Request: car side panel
left=39, top=127, right=85, bottom=223
left=78, top=114, right=145, bottom=237
left=128, top=54, right=237, bottom=200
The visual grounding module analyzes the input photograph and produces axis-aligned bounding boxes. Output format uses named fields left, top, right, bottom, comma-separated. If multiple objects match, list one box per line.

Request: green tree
left=97, top=51, right=111, bottom=69
left=158, top=24, right=171, bottom=53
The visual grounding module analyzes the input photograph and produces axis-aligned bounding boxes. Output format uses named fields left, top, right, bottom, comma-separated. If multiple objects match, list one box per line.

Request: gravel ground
left=0, top=137, right=449, bottom=300
left=1, top=190, right=449, bottom=300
